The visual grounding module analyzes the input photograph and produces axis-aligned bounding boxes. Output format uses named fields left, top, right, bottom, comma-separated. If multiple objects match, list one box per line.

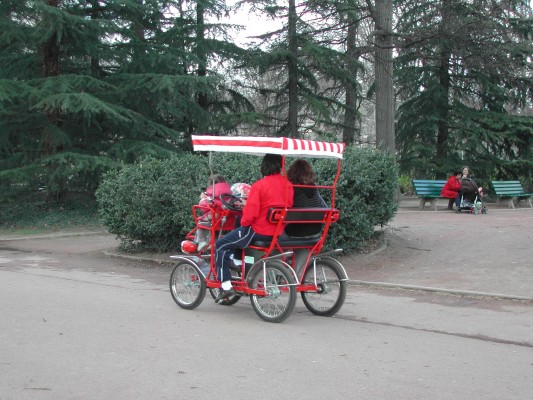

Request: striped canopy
left=191, top=135, right=345, bottom=159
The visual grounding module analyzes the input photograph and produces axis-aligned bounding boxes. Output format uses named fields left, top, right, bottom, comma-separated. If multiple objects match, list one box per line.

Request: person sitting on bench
left=441, top=171, right=462, bottom=210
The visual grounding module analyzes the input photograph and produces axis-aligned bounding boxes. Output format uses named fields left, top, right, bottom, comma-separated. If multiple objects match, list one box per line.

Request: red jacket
left=199, top=182, right=232, bottom=214
left=441, top=176, right=461, bottom=199
left=240, top=173, right=294, bottom=235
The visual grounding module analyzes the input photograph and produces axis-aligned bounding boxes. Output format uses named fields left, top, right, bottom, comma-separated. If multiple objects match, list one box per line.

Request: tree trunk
left=343, top=23, right=358, bottom=145
left=41, top=0, right=61, bottom=155
left=436, top=0, right=451, bottom=174
left=196, top=0, right=208, bottom=113
left=374, top=0, right=395, bottom=154
left=436, top=48, right=450, bottom=171
left=287, top=0, right=299, bottom=138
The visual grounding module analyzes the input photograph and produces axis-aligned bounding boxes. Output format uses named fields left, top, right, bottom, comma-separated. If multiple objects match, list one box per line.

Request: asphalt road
left=1, top=232, right=533, bottom=400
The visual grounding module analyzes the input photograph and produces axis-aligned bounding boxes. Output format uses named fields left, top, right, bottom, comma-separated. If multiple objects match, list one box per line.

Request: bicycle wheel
left=301, top=258, right=346, bottom=317
left=169, top=259, right=206, bottom=309
left=209, top=265, right=242, bottom=306
left=247, top=261, right=296, bottom=323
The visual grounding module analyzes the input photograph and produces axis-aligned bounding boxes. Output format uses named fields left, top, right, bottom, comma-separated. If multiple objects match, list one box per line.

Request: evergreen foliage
left=317, top=145, right=399, bottom=250
left=2, top=0, right=533, bottom=236
left=96, top=155, right=199, bottom=252
left=234, top=0, right=363, bottom=138
left=395, top=0, right=533, bottom=185
left=0, top=0, right=253, bottom=200
left=96, top=148, right=398, bottom=253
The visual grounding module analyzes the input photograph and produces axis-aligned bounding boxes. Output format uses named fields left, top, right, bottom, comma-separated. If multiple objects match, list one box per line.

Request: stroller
left=457, top=177, right=487, bottom=214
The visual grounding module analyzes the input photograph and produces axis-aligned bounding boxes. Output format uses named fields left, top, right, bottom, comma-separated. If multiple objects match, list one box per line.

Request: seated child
left=183, top=174, right=232, bottom=253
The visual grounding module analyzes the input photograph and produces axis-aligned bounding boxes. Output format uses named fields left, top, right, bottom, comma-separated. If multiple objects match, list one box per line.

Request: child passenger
left=183, top=174, right=232, bottom=253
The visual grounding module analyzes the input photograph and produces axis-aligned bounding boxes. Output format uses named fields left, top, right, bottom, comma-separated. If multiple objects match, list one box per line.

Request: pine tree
left=395, top=0, right=533, bottom=181
left=0, top=0, right=252, bottom=198
left=235, top=0, right=361, bottom=140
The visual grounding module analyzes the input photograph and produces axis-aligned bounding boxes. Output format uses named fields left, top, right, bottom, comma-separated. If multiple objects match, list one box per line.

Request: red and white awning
left=191, top=135, right=345, bottom=159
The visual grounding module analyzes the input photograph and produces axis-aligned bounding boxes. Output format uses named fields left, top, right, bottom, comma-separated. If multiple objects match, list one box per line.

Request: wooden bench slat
left=412, top=180, right=447, bottom=211
left=491, top=180, right=533, bottom=209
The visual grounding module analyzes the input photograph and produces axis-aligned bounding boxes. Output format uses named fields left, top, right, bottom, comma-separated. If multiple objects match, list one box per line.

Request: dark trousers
left=448, top=195, right=461, bottom=209
left=214, top=226, right=273, bottom=282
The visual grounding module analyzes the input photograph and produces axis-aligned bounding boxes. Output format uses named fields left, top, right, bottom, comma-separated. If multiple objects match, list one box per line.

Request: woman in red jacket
left=213, top=154, right=294, bottom=303
left=441, top=171, right=462, bottom=210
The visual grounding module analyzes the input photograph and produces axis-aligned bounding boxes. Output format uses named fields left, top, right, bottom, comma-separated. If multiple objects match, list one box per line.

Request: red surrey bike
left=169, top=135, right=349, bottom=323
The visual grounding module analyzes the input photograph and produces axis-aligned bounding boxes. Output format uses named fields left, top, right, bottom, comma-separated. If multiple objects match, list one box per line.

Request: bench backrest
left=247, top=208, right=340, bottom=272
left=491, top=181, right=527, bottom=196
left=412, top=180, right=447, bottom=196
left=267, top=207, right=339, bottom=223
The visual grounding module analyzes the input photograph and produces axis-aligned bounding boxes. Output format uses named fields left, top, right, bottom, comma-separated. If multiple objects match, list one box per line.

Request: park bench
left=412, top=180, right=447, bottom=211
left=491, top=181, right=533, bottom=209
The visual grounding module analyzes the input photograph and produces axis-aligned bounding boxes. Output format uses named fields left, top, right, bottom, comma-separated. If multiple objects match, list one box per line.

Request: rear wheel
left=169, top=259, right=206, bottom=309
left=248, top=261, right=296, bottom=323
left=301, top=259, right=346, bottom=317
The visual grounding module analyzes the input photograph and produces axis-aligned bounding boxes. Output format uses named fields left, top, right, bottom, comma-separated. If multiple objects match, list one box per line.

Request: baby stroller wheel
left=481, top=207, right=487, bottom=214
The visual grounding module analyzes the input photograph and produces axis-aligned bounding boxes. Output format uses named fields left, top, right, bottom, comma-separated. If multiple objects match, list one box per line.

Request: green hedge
left=311, top=145, right=399, bottom=250
left=96, top=155, right=205, bottom=252
left=96, top=146, right=399, bottom=253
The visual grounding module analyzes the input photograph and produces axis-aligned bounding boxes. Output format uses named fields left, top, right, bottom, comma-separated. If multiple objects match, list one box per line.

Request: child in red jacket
left=181, top=174, right=232, bottom=254
left=441, top=171, right=462, bottom=209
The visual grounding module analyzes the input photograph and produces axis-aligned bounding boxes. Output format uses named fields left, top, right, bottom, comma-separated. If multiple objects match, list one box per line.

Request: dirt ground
left=341, top=198, right=533, bottom=299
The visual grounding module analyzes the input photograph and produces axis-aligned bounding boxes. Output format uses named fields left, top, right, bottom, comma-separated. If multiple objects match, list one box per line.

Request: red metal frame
left=182, top=172, right=342, bottom=295
left=180, top=135, right=345, bottom=296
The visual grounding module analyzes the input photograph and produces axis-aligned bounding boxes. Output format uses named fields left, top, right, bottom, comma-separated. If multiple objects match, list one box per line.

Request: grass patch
left=0, top=190, right=103, bottom=235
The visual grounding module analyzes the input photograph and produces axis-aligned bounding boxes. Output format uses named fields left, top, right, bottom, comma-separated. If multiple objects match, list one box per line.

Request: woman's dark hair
left=287, top=159, right=316, bottom=185
left=260, top=154, right=282, bottom=177
left=454, top=171, right=462, bottom=176
left=208, top=174, right=226, bottom=185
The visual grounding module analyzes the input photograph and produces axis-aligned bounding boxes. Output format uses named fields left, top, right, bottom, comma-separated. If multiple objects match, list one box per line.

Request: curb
left=8, top=230, right=532, bottom=303
left=348, top=280, right=533, bottom=303
left=103, top=250, right=175, bottom=264
left=0, top=231, right=108, bottom=241
left=105, top=250, right=533, bottom=303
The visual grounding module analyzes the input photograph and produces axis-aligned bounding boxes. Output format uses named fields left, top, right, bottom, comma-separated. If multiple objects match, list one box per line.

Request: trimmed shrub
left=398, top=174, right=413, bottom=195
left=96, top=146, right=399, bottom=253
left=96, top=153, right=261, bottom=252
left=96, top=155, right=206, bottom=252
left=313, top=145, right=399, bottom=251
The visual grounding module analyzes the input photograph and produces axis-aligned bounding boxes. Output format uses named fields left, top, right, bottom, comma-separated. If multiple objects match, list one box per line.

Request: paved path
left=342, top=199, right=533, bottom=300
left=108, top=198, right=533, bottom=301
left=2, top=198, right=532, bottom=301
left=2, top=205, right=533, bottom=399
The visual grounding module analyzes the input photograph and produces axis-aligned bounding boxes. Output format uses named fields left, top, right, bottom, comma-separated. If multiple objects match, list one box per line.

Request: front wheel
left=169, top=259, right=206, bottom=309
left=301, top=258, right=347, bottom=317
left=247, top=261, right=296, bottom=323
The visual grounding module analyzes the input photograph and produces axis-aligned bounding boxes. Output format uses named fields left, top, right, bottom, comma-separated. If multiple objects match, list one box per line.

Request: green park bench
left=491, top=181, right=533, bottom=209
left=412, top=180, right=447, bottom=211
